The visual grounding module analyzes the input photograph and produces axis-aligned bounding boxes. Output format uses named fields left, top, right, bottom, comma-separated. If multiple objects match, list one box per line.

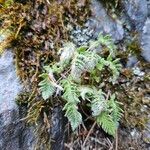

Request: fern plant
left=39, top=34, right=123, bottom=136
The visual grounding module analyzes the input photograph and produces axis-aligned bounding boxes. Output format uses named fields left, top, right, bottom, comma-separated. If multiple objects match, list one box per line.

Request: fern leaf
left=79, top=86, right=94, bottom=100
left=96, top=111, right=116, bottom=136
left=106, top=57, right=122, bottom=82
left=107, top=94, right=123, bottom=124
left=58, top=42, right=76, bottom=62
left=91, top=90, right=106, bottom=116
left=63, top=103, right=82, bottom=131
left=39, top=73, right=55, bottom=100
left=61, top=78, right=80, bottom=103
left=71, top=51, right=99, bottom=80
left=96, top=58, right=106, bottom=71
left=98, top=34, right=116, bottom=56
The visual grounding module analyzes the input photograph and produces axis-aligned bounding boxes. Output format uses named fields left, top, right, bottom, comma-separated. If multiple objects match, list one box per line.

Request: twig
left=82, top=121, right=96, bottom=148
left=115, top=129, right=118, bottom=150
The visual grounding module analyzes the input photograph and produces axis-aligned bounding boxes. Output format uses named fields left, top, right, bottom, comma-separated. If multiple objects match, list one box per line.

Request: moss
left=116, top=69, right=150, bottom=130
left=100, top=0, right=122, bottom=17
left=127, top=40, right=142, bottom=57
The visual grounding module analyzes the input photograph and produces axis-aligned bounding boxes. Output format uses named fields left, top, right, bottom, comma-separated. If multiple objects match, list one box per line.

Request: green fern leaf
left=106, top=57, right=122, bottom=82
left=91, top=90, right=106, bottom=116
left=63, top=103, right=82, bottom=131
left=79, top=86, right=94, bottom=100
left=71, top=51, right=99, bottom=80
left=107, top=94, right=123, bottom=123
left=58, top=42, right=76, bottom=62
left=61, top=78, right=80, bottom=103
left=96, top=111, right=116, bottom=136
left=98, top=34, right=116, bottom=56
left=39, top=73, right=55, bottom=100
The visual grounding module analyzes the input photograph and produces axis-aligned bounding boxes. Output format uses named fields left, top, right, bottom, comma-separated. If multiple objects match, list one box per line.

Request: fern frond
left=71, top=50, right=100, bottom=80
left=91, top=90, right=106, bottom=116
left=71, top=51, right=86, bottom=81
left=107, top=94, right=123, bottom=123
left=61, top=78, right=80, bottom=103
left=96, top=111, right=116, bottom=136
left=96, top=58, right=106, bottom=71
left=39, top=73, right=55, bottom=100
left=63, top=103, right=82, bottom=131
left=79, top=86, right=94, bottom=100
left=98, top=34, right=116, bottom=56
left=58, top=42, right=76, bottom=62
left=106, top=57, right=122, bottom=82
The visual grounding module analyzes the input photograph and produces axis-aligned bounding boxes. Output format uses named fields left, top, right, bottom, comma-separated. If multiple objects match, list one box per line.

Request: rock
left=126, top=56, right=138, bottom=68
left=0, top=51, right=21, bottom=150
left=122, top=0, right=148, bottom=31
left=0, top=51, right=22, bottom=112
left=132, top=67, right=145, bottom=76
left=87, top=0, right=124, bottom=41
left=141, top=18, right=150, bottom=62
left=0, top=51, right=35, bottom=150
left=51, top=107, right=66, bottom=150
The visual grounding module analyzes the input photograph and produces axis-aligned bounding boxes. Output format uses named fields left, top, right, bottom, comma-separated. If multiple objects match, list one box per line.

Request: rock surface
left=0, top=51, right=35, bottom=150
left=141, top=18, right=150, bottom=62
left=87, top=0, right=124, bottom=41
left=122, top=0, right=148, bottom=31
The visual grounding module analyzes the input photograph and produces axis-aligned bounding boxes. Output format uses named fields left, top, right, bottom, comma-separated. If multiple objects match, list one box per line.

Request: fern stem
left=82, top=121, right=97, bottom=148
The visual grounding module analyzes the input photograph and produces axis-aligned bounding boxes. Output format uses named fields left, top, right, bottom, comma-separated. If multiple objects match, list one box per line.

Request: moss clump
left=127, top=40, right=142, bottom=57
left=116, top=67, right=150, bottom=130
left=100, top=0, right=122, bottom=17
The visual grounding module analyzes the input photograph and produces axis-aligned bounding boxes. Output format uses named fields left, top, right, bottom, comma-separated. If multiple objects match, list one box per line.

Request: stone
left=0, top=51, right=22, bottom=112
left=51, top=107, right=66, bottom=150
left=126, top=56, right=138, bottom=68
left=0, top=51, right=35, bottom=150
left=122, top=0, right=148, bottom=31
left=87, top=0, right=124, bottom=41
left=141, top=18, right=150, bottom=62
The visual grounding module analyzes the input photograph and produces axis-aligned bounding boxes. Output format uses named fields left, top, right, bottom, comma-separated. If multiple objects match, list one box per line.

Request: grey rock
left=126, top=56, right=138, bottom=68
left=122, top=0, right=148, bottom=31
left=0, top=51, right=35, bottom=150
left=141, top=18, right=150, bottom=62
left=87, top=0, right=124, bottom=41
left=133, top=67, right=145, bottom=76
left=51, top=107, right=66, bottom=150
left=0, top=51, right=22, bottom=113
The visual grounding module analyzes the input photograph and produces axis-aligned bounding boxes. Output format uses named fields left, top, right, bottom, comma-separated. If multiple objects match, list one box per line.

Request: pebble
left=133, top=67, right=145, bottom=76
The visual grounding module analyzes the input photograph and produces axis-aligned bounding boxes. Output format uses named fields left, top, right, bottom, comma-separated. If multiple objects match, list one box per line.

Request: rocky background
left=0, top=0, right=150, bottom=149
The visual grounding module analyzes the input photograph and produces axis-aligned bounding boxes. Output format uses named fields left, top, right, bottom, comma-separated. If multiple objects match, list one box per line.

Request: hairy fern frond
left=63, top=103, right=82, bottom=131
left=96, top=111, right=116, bottom=136
left=38, top=33, right=123, bottom=133
left=98, top=34, right=116, bottom=56
left=71, top=50, right=100, bottom=81
left=107, top=94, right=123, bottom=123
left=58, top=42, right=76, bottom=62
left=39, top=73, right=55, bottom=100
left=61, top=78, right=80, bottom=103
left=39, top=67, right=63, bottom=100
left=79, top=86, right=94, bottom=100
left=61, top=78, right=82, bottom=130
left=106, top=57, right=122, bottom=82
left=91, top=90, right=106, bottom=116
